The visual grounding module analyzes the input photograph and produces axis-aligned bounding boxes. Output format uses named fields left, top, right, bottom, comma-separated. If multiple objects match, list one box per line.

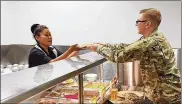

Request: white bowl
left=85, top=73, right=97, bottom=82
left=13, top=64, right=19, bottom=67
left=4, top=68, right=13, bottom=73
left=7, top=65, right=13, bottom=69
left=12, top=67, right=19, bottom=72
left=18, top=65, right=24, bottom=70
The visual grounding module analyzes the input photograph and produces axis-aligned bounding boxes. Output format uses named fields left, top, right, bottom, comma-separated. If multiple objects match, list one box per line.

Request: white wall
left=1, top=1, right=181, bottom=48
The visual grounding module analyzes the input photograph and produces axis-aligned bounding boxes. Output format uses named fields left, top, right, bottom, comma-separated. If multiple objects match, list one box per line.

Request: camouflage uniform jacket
left=96, top=29, right=181, bottom=103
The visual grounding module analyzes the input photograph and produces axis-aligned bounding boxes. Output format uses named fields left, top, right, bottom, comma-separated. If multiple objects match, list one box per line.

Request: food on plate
left=117, top=99, right=142, bottom=104
left=64, top=93, right=78, bottom=99
left=117, top=91, right=143, bottom=103
left=57, top=98, right=78, bottom=103
left=84, top=82, right=108, bottom=90
left=35, top=98, right=57, bottom=104
left=66, top=90, right=99, bottom=100
left=40, top=91, right=52, bottom=98
left=83, top=90, right=99, bottom=99
left=45, top=91, right=60, bottom=98
left=125, top=93, right=140, bottom=101
left=55, top=88, right=78, bottom=95
left=62, top=82, right=78, bottom=87
left=117, top=100, right=134, bottom=104
left=61, top=81, right=88, bottom=88
left=117, top=91, right=143, bottom=99
left=61, top=79, right=74, bottom=84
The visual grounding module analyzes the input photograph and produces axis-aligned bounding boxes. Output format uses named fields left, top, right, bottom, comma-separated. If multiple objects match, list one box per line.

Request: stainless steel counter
left=1, top=52, right=107, bottom=103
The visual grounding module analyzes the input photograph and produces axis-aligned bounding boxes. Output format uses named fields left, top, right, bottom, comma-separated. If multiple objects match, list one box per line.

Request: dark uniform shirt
left=96, top=29, right=181, bottom=103
left=28, top=44, right=63, bottom=68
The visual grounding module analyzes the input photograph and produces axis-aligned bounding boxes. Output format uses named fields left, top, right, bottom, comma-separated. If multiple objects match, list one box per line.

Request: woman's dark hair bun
left=31, top=24, right=40, bottom=34
left=31, top=24, right=48, bottom=36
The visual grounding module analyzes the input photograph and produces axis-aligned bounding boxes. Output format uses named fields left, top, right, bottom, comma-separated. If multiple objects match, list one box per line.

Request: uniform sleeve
left=96, top=38, right=155, bottom=63
left=104, top=43, right=130, bottom=49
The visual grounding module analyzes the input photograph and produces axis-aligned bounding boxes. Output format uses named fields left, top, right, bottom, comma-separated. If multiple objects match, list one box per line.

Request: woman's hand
left=77, top=44, right=92, bottom=50
left=67, top=51, right=79, bottom=58
left=69, top=44, right=83, bottom=52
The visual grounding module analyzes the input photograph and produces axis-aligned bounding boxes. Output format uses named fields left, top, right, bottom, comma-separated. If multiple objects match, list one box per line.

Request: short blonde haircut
left=140, top=8, right=161, bottom=28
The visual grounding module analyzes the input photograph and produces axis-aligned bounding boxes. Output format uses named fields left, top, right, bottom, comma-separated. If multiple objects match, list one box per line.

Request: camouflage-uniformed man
left=86, top=8, right=181, bottom=103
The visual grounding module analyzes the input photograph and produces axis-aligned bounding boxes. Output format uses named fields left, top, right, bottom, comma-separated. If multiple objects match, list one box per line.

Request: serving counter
left=2, top=49, right=180, bottom=104
left=1, top=52, right=107, bottom=103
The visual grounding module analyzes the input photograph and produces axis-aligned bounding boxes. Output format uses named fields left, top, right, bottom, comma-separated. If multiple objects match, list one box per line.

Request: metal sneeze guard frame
left=1, top=52, right=107, bottom=103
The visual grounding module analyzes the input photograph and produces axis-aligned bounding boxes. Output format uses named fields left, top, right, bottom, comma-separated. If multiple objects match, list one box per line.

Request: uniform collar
left=140, top=28, right=159, bottom=40
left=148, top=28, right=159, bottom=37
left=35, top=44, right=58, bottom=57
left=35, top=44, right=50, bottom=56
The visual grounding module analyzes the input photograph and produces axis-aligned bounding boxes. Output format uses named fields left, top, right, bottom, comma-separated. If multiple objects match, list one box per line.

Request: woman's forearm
left=49, top=47, right=73, bottom=63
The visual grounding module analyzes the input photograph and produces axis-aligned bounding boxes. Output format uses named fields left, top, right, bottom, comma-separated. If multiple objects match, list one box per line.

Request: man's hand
left=78, top=43, right=104, bottom=51
left=89, top=44, right=98, bottom=51
left=87, top=44, right=103, bottom=52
